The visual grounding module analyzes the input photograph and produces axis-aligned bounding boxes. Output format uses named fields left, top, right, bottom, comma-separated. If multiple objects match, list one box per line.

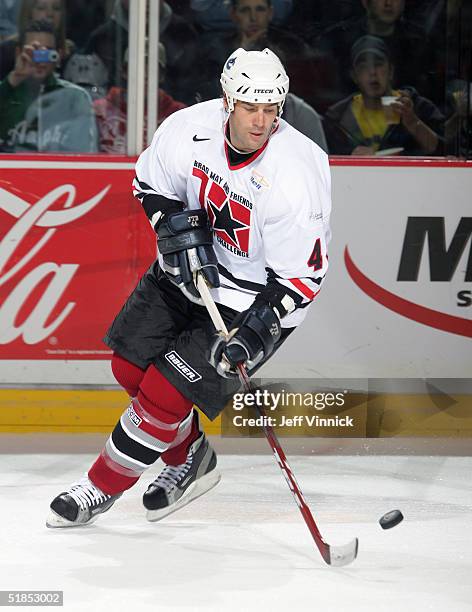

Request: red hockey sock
left=161, top=412, right=200, bottom=466
left=89, top=450, right=140, bottom=494
left=111, top=352, right=145, bottom=397
left=89, top=365, right=193, bottom=495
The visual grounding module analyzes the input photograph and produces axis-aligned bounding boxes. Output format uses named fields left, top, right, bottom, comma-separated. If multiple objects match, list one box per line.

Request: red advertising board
left=0, top=156, right=155, bottom=359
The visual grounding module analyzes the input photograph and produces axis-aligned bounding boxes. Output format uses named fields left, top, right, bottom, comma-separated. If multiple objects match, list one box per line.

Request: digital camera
left=32, top=49, right=59, bottom=63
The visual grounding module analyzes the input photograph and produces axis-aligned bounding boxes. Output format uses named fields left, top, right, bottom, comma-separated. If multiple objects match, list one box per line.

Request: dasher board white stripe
left=0, top=161, right=135, bottom=170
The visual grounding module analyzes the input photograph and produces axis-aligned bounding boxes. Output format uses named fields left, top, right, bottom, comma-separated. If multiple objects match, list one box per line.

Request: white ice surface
left=0, top=452, right=471, bottom=612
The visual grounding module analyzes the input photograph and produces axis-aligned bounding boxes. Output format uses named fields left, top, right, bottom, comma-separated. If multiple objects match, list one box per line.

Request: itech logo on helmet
left=254, top=88, right=274, bottom=93
left=226, top=57, right=236, bottom=70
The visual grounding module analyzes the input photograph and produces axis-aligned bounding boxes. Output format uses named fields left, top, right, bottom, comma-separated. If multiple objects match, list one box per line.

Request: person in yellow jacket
left=324, top=35, right=444, bottom=156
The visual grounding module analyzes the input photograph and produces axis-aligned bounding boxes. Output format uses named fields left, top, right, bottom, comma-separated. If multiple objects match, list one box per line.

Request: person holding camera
left=0, top=19, right=97, bottom=152
left=0, top=0, right=74, bottom=81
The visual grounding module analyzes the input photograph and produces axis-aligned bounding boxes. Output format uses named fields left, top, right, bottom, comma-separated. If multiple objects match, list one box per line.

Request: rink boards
left=0, top=156, right=471, bottom=434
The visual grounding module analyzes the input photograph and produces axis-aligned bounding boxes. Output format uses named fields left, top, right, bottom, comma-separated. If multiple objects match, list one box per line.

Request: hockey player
left=46, top=47, right=331, bottom=528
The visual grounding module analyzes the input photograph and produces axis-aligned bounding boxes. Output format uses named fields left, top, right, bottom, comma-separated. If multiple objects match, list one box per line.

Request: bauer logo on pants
left=165, top=351, right=202, bottom=382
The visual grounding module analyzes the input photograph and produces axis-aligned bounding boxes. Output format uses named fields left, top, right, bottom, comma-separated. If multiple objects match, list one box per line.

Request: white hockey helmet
left=220, top=47, right=289, bottom=115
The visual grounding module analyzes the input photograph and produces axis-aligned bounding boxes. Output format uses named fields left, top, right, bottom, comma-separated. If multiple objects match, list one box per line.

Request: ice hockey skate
left=46, top=476, right=122, bottom=528
left=143, top=431, right=220, bottom=522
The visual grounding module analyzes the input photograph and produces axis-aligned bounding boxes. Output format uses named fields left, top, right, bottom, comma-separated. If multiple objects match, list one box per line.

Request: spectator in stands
left=316, top=0, right=439, bottom=108
left=282, top=92, right=327, bottom=152
left=93, top=43, right=186, bottom=154
left=159, top=0, right=199, bottom=103
left=0, top=0, right=21, bottom=40
left=323, top=36, right=443, bottom=156
left=63, top=51, right=109, bottom=101
left=83, top=0, right=128, bottom=90
left=85, top=0, right=199, bottom=104
left=0, top=20, right=98, bottom=152
left=196, top=0, right=313, bottom=102
left=189, top=0, right=293, bottom=33
left=0, top=0, right=73, bottom=80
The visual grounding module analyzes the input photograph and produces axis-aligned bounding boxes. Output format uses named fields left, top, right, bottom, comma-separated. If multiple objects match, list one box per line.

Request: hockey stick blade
left=196, top=274, right=359, bottom=566
left=252, top=393, right=358, bottom=567
left=327, top=537, right=359, bottom=567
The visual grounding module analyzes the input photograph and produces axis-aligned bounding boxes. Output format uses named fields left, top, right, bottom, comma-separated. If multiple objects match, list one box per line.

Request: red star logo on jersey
left=192, top=167, right=251, bottom=254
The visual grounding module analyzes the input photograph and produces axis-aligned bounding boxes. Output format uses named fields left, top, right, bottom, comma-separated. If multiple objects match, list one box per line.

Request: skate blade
left=146, top=469, right=221, bottom=522
left=46, top=510, right=100, bottom=529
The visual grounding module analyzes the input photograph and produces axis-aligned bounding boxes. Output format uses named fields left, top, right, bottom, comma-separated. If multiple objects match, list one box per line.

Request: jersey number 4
left=307, top=238, right=322, bottom=271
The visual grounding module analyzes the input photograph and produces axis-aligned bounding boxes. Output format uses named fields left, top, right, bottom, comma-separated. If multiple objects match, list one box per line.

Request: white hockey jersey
left=133, top=99, right=332, bottom=328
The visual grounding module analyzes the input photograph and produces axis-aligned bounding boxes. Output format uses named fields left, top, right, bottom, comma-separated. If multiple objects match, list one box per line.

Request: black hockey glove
left=255, top=280, right=300, bottom=319
left=209, top=302, right=282, bottom=378
left=157, top=209, right=220, bottom=304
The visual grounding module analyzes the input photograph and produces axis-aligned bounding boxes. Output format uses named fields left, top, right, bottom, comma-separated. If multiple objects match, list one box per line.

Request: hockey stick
left=196, top=273, right=359, bottom=567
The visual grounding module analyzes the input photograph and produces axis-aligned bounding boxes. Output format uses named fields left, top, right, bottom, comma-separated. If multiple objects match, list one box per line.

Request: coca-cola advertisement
left=0, top=157, right=155, bottom=359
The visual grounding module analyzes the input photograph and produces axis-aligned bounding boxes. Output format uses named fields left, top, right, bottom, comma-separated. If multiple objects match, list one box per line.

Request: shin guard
left=89, top=365, right=193, bottom=495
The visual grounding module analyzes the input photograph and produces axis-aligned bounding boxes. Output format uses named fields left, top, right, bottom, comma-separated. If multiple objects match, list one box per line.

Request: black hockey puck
left=379, top=509, right=404, bottom=529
